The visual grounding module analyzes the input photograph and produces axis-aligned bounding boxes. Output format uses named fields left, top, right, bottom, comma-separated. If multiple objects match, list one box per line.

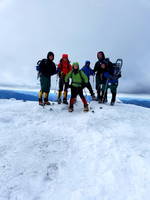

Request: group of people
left=36, top=51, right=122, bottom=112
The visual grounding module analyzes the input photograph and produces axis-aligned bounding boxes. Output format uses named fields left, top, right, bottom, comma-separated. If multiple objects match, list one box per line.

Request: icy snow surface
left=0, top=99, right=150, bottom=200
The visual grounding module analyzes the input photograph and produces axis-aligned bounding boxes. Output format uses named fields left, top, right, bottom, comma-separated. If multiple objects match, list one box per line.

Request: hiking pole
left=93, top=75, right=97, bottom=97
left=92, top=76, right=95, bottom=92
left=54, top=75, right=58, bottom=95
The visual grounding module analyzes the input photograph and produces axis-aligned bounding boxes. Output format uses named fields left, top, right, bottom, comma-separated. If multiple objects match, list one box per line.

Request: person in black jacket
left=38, top=51, right=56, bottom=105
left=94, top=51, right=112, bottom=102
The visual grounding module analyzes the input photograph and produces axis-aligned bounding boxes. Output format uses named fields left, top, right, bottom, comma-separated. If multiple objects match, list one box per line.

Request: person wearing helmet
left=38, top=51, right=56, bottom=106
left=81, top=60, right=96, bottom=100
left=57, top=54, right=72, bottom=104
left=65, top=62, right=89, bottom=112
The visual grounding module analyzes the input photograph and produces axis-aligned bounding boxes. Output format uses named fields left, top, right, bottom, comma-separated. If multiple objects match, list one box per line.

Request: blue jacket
left=103, top=67, right=121, bottom=84
left=81, top=65, right=94, bottom=79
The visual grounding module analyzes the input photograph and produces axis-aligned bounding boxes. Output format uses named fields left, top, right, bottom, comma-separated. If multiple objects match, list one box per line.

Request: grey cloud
left=0, top=0, right=150, bottom=93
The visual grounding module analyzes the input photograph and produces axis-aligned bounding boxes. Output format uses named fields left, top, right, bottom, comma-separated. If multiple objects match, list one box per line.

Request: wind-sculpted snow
left=0, top=99, right=150, bottom=200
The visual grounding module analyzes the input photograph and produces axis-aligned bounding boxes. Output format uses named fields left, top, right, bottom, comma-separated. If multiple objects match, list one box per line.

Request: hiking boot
left=68, top=104, right=73, bottom=112
left=39, top=101, right=44, bottom=106
left=98, top=99, right=103, bottom=104
left=104, top=99, right=108, bottom=103
left=63, top=98, right=68, bottom=104
left=110, top=101, right=115, bottom=106
left=91, top=94, right=96, bottom=101
left=57, top=98, right=62, bottom=104
left=84, top=104, right=89, bottom=112
left=68, top=107, right=73, bottom=112
left=43, top=97, right=51, bottom=105
left=44, top=101, right=51, bottom=105
left=39, top=98, right=44, bottom=106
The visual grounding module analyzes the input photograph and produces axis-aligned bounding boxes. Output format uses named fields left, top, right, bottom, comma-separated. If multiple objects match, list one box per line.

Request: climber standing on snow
left=81, top=60, right=96, bottom=100
left=65, top=62, right=89, bottom=112
left=103, top=61, right=122, bottom=105
left=37, top=51, right=56, bottom=106
left=57, top=54, right=72, bottom=104
left=94, top=51, right=112, bottom=103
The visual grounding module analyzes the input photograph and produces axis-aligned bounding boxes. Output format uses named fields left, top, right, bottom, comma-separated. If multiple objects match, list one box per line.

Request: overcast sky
left=0, top=0, right=150, bottom=93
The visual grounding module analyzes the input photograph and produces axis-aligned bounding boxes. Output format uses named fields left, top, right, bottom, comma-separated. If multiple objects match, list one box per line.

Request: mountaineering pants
left=58, top=75, right=69, bottom=100
left=40, top=74, right=51, bottom=93
left=102, top=82, right=118, bottom=93
left=69, top=86, right=87, bottom=107
left=38, top=74, right=51, bottom=102
left=102, top=82, right=118, bottom=102
left=58, top=75, right=68, bottom=92
left=86, top=81, right=94, bottom=96
left=96, top=74, right=104, bottom=99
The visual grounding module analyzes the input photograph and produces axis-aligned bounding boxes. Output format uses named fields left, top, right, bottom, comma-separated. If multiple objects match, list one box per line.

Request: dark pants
left=86, top=82, right=94, bottom=96
left=59, top=75, right=68, bottom=92
left=109, top=82, right=118, bottom=103
left=40, top=75, right=51, bottom=93
left=39, top=75, right=51, bottom=102
left=102, top=82, right=118, bottom=103
left=95, top=75, right=105, bottom=100
left=58, top=75, right=69, bottom=100
left=69, top=86, right=87, bottom=108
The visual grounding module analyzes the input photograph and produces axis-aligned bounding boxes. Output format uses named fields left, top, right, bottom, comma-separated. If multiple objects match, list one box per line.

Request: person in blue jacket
left=81, top=61, right=96, bottom=100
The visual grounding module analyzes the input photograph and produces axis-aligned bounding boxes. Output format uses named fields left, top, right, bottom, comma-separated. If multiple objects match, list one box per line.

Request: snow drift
left=0, top=99, right=150, bottom=200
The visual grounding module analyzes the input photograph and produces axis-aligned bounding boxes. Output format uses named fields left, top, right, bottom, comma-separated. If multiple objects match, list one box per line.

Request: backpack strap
left=79, top=70, right=85, bottom=83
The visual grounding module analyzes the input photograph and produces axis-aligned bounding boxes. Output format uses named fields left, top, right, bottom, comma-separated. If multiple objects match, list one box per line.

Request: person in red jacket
left=57, top=54, right=72, bottom=104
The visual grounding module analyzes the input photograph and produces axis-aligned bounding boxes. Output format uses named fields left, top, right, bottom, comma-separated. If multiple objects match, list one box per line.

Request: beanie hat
left=97, top=51, right=105, bottom=59
left=47, top=51, right=54, bottom=59
left=85, top=60, right=90, bottom=65
left=62, top=54, right=68, bottom=59
left=72, top=62, right=79, bottom=67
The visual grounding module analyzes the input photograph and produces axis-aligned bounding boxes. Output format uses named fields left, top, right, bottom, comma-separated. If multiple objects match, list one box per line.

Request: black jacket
left=94, top=58, right=112, bottom=76
left=39, top=59, right=56, bottom=77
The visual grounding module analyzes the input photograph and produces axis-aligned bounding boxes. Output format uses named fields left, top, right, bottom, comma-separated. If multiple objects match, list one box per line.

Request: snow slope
left=0, top=99, right=150, bottom=200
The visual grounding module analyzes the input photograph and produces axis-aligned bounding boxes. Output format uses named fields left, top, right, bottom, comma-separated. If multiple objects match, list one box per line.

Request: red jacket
left=58, top=59, right=72, bottom=75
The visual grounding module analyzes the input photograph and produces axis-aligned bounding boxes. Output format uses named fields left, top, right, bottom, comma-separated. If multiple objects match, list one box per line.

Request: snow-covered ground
left=0, top=99, right=150, bottom=200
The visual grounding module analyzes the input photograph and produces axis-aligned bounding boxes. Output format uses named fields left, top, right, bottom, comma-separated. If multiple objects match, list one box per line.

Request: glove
left=56, top=68, right=61, bottom=74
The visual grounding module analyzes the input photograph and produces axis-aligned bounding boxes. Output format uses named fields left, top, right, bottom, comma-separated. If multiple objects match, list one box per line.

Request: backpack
left=35, top=59, right=47, bottom=79
left=35, top=59, right=47, bottom=72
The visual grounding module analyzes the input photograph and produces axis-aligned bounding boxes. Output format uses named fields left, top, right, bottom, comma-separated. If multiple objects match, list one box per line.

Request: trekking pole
left=92, top=76, right=95, bottom=91
left=93, top=75, right=97, bottom=96
left=54, top=75, right=58, bottom=95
